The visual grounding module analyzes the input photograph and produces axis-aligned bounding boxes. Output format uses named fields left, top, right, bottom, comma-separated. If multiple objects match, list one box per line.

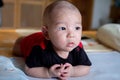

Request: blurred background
left=0, top=0, right=120, bottom=31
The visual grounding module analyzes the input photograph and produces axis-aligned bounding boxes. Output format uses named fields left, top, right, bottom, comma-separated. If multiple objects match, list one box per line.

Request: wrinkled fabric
left=0, top=56, right=28, bottom=80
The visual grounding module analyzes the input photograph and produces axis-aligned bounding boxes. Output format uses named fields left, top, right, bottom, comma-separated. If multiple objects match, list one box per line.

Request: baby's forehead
left=44, top=0, right=79, bottom=16
left=43, top=1, right=81, bottom=26
left=51, top=1, right=79, bottom=14
left=53, top=5, right=81, bottom=16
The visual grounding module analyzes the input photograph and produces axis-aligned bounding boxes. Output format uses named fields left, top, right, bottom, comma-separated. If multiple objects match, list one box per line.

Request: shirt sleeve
left=25, top=46, right=44, bottom=68
left=73, top=47, right=92, bottom=66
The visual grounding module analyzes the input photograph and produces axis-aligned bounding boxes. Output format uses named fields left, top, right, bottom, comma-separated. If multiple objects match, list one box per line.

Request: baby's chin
left=65, top=46, right=77, bottom=52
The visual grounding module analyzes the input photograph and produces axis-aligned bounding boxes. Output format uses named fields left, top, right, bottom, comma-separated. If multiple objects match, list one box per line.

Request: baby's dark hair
left=42, top=0, right=80, bottom=26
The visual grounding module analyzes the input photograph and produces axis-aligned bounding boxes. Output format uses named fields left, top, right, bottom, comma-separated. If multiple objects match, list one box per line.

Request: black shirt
left=25, top=42, right=92, bottom=68
left=0, top=0, right=3, bottom=7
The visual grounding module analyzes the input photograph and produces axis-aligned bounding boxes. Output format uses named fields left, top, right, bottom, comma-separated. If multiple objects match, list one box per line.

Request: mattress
left=0, top=51, right=120, bottom=80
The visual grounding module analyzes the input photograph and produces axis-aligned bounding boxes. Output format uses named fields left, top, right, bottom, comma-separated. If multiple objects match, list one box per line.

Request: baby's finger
left=64, top=63, right=71, bottom=67
left=51, top=64, right=61, bottom=71
left=60, top=64, right=66, bottom=72
left=59, top=74, right=69, bottom=80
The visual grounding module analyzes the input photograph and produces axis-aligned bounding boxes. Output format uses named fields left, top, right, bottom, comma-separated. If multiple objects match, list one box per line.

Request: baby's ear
left=42, top=26, right=50, bottom=40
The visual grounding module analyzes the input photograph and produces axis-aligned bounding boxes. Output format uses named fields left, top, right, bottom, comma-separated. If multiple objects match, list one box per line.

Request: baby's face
left=47, top=9, right=82, bottom=53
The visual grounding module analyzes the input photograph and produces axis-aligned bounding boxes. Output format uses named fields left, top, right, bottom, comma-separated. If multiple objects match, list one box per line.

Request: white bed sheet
left=1, top=51, right=119, bottom=80
left=23, top=51, right=120, bottom=80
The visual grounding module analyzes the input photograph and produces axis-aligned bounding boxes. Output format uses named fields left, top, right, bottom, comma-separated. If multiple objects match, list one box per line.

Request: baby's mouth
left=67, top=42, right=75, bottom=47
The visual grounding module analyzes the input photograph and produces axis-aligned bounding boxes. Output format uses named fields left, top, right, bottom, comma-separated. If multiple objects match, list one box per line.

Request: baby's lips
left=67, top=42, right=75, bottom=47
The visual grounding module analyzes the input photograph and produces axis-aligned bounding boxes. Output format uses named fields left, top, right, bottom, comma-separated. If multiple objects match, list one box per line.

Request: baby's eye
left=58, top=27, right=66, bottom=30
left=75, top=26, right=81, bottom=30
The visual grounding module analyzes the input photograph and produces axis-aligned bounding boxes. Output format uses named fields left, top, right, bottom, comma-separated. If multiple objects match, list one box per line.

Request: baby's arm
left=57, top=63, right=90, bottom=80
left=25, top=65, right=51, bottom=78
left=71, top=65, right=91, bottom=77
left=25, top=64, right=62, bottom=78
left=60, top=63, right=90, bottom=79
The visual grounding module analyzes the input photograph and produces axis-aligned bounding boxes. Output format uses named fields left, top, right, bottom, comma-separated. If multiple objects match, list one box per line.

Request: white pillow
left=97, top=24, right=120, bottom=52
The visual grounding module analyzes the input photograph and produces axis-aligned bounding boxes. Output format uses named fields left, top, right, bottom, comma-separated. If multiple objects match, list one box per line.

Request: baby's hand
left=49, top=64, right=62, bottom=78
left=59, top=63, right=73, bottom=80
left=49, top=63, right=73, bottom=80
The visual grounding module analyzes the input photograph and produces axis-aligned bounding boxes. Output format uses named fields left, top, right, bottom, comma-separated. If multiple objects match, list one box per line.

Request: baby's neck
left=56, top=51, right=69, bottom=59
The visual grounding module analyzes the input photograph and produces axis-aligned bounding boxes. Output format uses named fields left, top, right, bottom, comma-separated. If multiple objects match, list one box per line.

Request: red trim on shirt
left=20, top=32, right=46, bottom=59
left=20, top=32, right=83, bottom=59
left=79, top=42, right=83, bottom=48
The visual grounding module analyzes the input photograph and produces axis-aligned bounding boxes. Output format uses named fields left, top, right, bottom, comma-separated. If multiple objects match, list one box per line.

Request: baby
left=13, top=0, right=92, bottom=80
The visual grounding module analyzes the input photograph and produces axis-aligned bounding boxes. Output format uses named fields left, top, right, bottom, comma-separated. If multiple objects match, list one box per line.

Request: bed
left=3, top=51, right=118, bottom=80
left=0, top=24, right=120, bottom=80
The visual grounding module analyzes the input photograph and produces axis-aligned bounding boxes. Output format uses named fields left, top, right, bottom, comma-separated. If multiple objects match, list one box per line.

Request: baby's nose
left=67, top=32, right=74, bottom=38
